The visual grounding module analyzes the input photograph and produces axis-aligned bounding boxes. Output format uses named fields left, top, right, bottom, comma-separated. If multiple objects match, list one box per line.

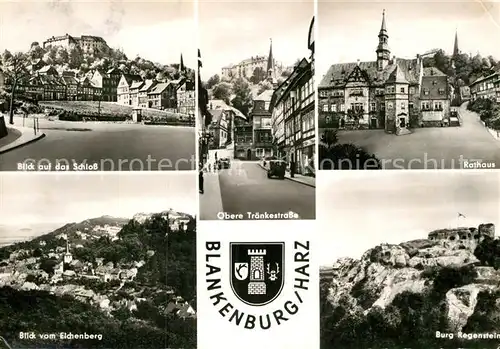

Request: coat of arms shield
left=229, top=242, right=285, bottom=306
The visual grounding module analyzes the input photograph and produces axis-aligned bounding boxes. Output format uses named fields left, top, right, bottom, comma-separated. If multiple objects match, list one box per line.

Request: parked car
left=267, top=160, right=286, bottom=179
left=262, top=155, right=277, bottom=168
left=219, top=158, right=230, bottom=169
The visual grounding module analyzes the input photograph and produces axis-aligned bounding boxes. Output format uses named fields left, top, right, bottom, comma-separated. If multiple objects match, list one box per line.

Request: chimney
left=356, top=59, right=360, bottom=66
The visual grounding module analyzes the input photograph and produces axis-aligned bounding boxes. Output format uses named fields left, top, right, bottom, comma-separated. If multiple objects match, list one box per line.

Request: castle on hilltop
left=221, top=39, right=283, bottom=81
left=43, top=34, right=109, bottom=53
left=428, top=223, right=495, bottom=243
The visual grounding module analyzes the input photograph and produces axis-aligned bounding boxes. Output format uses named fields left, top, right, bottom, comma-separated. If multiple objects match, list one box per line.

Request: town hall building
left=319, top=10, right=453, bottom=135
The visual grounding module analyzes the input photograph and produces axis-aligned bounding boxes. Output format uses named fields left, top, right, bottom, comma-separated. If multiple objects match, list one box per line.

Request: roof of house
left=319, top=57, right=421, bottom=89
left=148, top=82, right=170, bottom=94
left=107, top=67, right=121, bottom=75
left=209, top=109, right=225, bottom=126
left=386, top=62, right=409, bottom=84
left=208, top=99, right=247, bottom=120
left=62, top=75, right=79, bottom=85
left=130, top=80, right=144, bottom=90
left=139, top=79, right=157, bottom=92
left=95, top=69, right=110, bottom=79
left=420, top=69, right=449, bottom=100
left=254, top=89, right=274, bottom=102
left=38, top=65, right=57, bottom=74
left=422, top=67, right=447, bottom=77
left=32, top=74, right=65, bottom=86
left=177, top=303, right=194, bottom=318
left=470, top=69, right=500, bottom=86
left=121, top=74, right=142, bottom=86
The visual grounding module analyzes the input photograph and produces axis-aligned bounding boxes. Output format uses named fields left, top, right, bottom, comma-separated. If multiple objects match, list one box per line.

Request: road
left=334, top=103, right=500, bottom=169
left=0, top=117, right=196, bottom=171
left=202, top=160, right=315, bottom=220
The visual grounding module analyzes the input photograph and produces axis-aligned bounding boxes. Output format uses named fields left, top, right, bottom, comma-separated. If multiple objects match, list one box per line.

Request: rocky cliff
left=320, top=223, right=500, bottom=349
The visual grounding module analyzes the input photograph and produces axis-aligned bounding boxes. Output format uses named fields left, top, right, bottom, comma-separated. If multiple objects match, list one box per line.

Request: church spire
left=267, top=38, right=275, bottom=81
left=380, top=9, right=387, bottom=33
left=376, top=9, right=390, bottom=71
left=180, top=53, right=186, bottom=74
left=267, top=39, right=275, bottom=82
left=453, top=29, right=459, bottom=57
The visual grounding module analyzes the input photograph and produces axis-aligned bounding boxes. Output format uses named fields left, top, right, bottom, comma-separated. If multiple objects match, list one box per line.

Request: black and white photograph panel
left=198, top=0, right=316, bottom=221
left=318, top=1, right=500, bottom=170
left=0, top=173, right=197, bottom=349
left=0, top=1, right=196, bottom=172
left=198, top=221, right=319, bottom=349
left=318, top=171, right=500, bottom=349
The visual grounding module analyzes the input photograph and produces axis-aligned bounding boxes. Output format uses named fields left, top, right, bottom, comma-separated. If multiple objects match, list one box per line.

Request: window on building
left=438, top=88, right=445, bottom=95
left=434, top=101, right=443, bottom=110
left=401, top=102, right=406, bottom=109
left=323, top=104, right=328, bottom=112
left=409, top=102, right=414, bottom=109
left=370, top=102, right=376, bottom=111
left=400, top=87, right=405, bottom=93
left=331, top=104, right=337, bottom=112
left=421, top=101, right=430, bottom=110
left=423, top=88, right=429, bottom=95
left=326, top=116, right=331, bottom=124
left=432, top=80, right=437, bottom=85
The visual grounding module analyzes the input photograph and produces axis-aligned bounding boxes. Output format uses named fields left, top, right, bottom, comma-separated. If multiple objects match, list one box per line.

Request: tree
left=489, top=116, right=500, bottom=131
left=250, top=67, right=266, bottom=84
left=68, top=47, right=83, bottom=69
left=28, top=43, right=45, bottom=61
left=257, top=80, right=273, bottom=94
left=206, top=74, right=220, bottom=89
left=155, top=71, right=166, bottom=82
left=212, top=82, right=232, bottom=105
left=2, top=50, right=28, bottom=125
left=320, top=129, right=338, bottom=148
left=231, top=77, right=253, bottom=117
left=319, top=130, right=381, bottom=170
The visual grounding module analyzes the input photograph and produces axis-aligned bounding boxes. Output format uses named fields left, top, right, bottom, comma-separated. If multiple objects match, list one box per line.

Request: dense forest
left=0, top=214, right=197, bottom=349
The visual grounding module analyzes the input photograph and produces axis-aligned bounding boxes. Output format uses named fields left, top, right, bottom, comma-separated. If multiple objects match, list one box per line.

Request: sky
left=0, top=0, right=195, bottom=68
left=317, top=0, right=500, bottom=78
left=317, top=171, right=500, bottom=266
left=198, top=0, right=314, bottom=79
left=0, top=172, right=197, bottom=227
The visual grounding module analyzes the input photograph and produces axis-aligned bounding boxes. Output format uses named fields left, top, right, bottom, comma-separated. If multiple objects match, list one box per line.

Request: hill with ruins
left=0, top=211, right=196, bottom=348
left=320, top=223, right=500, bottom=349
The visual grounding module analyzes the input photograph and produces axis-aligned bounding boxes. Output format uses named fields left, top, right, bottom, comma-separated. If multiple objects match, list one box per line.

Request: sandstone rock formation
left=321, top=223, right=500, bottom=348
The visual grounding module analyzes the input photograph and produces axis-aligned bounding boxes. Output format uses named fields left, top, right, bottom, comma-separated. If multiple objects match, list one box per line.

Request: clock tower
left=376, top=9, right=391, bottom=71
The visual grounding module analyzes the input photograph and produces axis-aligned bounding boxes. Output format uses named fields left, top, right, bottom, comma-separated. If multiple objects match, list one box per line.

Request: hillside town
left=0, top=212, right=196, bottom=320
left=0, top=35, right=195, bottom=116
left=0, top=33, right=197, bottom=171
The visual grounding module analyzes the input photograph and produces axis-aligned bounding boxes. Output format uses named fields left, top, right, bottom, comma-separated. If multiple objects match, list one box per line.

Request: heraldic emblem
left=230, top=242, right=285, bottom=306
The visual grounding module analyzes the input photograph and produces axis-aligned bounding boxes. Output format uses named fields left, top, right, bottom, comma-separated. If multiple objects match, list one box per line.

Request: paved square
left=331, top=104, right=500, bottom=169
